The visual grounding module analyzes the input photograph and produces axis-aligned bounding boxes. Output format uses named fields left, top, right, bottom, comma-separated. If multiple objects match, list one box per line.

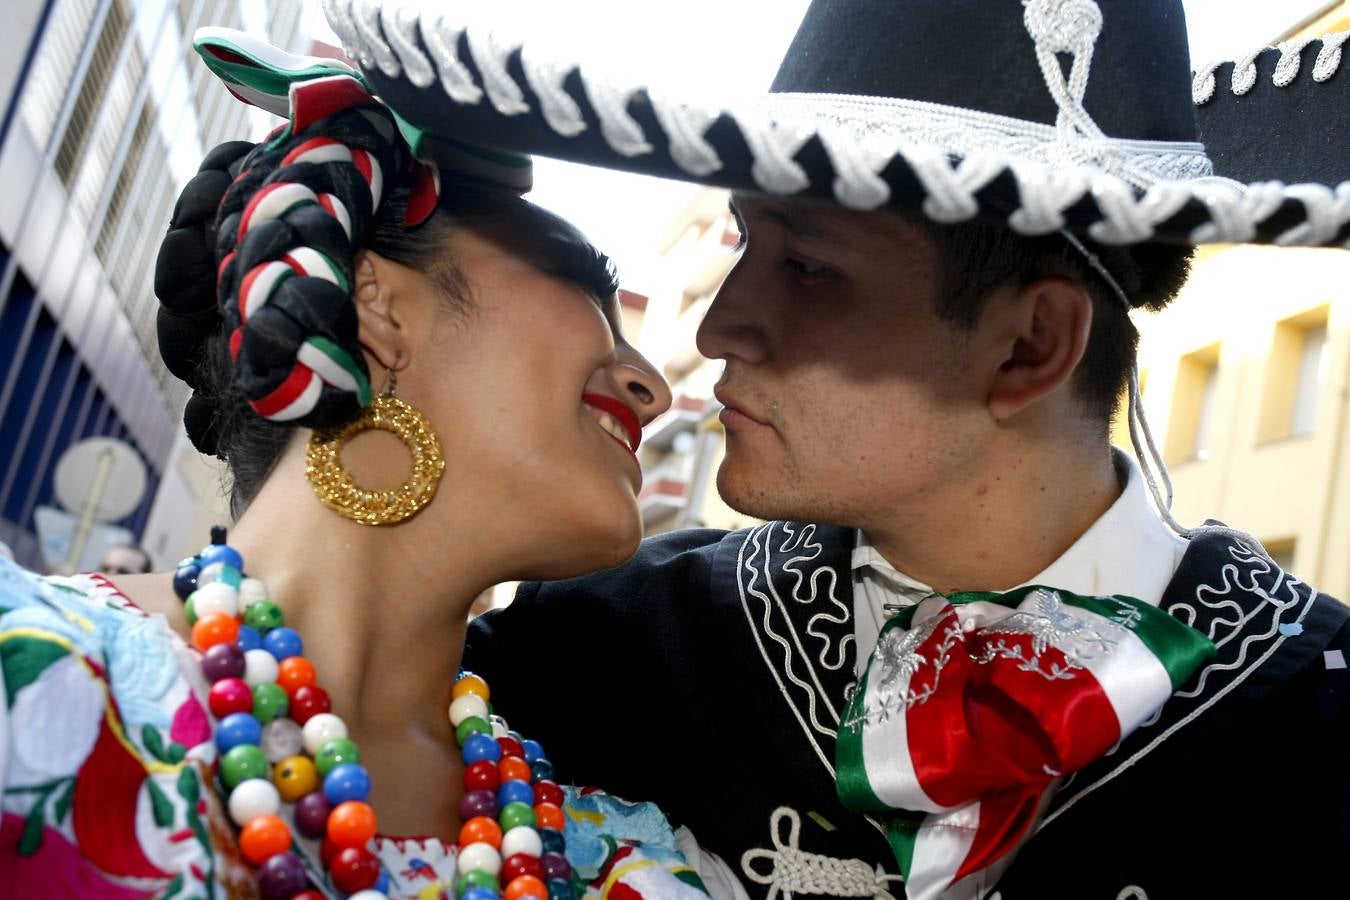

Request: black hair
left=918, top=221, right=1193, bottom=429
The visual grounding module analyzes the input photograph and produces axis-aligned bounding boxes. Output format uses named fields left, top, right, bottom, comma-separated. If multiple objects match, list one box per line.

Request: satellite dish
left=54, top=437, right=147, bottom=522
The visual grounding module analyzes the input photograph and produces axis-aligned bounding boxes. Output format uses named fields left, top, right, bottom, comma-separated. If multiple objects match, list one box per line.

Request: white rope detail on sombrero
left=741, top=808, right=905, bottom=900
left=353, top=0, right=399, bottom=77
left=382, top=5, right=432, bottom=89
left=1193, top=30, right=1349, bottom=104
left=519, top=46, right=587, bottom=138
left=418, top=13, right=483, bottom=104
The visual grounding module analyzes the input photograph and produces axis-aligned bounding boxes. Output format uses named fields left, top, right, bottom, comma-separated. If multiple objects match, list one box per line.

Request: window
left=1258, top=306, right=1330, bottom=442
left=1109, top=370, right=1147, bottom=450
left=1164, top=344, right=1221, bottom=465
left=1264, top=537, right=1296, bottom=573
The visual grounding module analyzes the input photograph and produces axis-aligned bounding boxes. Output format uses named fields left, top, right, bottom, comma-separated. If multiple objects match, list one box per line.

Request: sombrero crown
left=321, top=0, right=1350, bottom=248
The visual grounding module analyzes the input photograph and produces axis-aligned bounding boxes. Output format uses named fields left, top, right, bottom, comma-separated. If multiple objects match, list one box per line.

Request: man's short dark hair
left=918, top=220, right=1193, bottom=430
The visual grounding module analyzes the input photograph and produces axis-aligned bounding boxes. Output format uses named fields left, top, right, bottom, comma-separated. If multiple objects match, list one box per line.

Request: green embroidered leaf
left=161, top=874, right=184, bottom=900
left=674, top=870, right=709, bottom=893
left=142, top=724, right=169, bottom=763
left=177, top=767, right=200, bottom=803
left=52, top=779, right=75, bottom=824
left=188, top=810, right=211, bottom=852
left=167, top=741, right=187, bottom=764
left=147, top=779, right=175, bottom=828
left=0, top=635, right=71, bottom=705
left=17, top=800, right=46, bottom=856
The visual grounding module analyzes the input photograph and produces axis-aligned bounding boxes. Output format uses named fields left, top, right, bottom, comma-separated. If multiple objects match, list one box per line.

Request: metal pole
left=65, top=445, right=114, bottom=571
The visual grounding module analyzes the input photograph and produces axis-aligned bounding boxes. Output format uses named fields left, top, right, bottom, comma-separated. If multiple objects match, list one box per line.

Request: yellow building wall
left=1132, top=245, right=1350, bottom=598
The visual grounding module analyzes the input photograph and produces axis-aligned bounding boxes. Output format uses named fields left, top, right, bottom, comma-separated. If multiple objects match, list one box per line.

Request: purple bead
left=201, top=642, right=246, bottom=682
left=459, top=788, right=499, bottom=821
left=294, top=790, right=333, bottom=839
left=541, top=851, right=571, bottom=881
left=257, top=852, right=309, bottom=899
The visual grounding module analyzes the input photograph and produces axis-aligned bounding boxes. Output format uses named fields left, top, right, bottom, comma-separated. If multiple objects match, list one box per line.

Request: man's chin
left=715, top=465, right=795, bottom=523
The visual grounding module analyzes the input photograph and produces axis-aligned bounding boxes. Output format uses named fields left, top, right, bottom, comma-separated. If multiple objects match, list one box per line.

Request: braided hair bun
left=156, top=74, right=436, bottom=459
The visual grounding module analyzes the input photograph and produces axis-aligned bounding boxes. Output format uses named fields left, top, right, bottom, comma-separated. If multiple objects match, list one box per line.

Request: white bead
left=346, top=892, right=387, bottom=900
left=260, top=718, right=304, bottom=762
left=191, top=581, right=239, bottom=618
left=197, top=561, right=225, bottom=585
left=243, top=649, right=279, bottom=686
left=302, top=713, right=349, bottom=755
left=456, top=841, right=502, bottom=876
left=239, top=577, right=268, bottom=605
left=501, top=825, right=543, bottom=859
left=490, top=715, right=510, bottom=739
left=227, top=778, right=280, bottom=826
left=447, top=693, right=489, bottom=728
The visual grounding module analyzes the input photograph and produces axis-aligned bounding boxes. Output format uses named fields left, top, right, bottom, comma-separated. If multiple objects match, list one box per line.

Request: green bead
left=458, top=870, right=499, bottom=893
left=221, top=744, right=268, bottom=789
left=183, top=595, right=198, bottom=626
left=315, top=737, right=360, bottom=777
left=251, top=682, right=289, bottom=723
left=498, top=801, right=537, bottom=831
left=243, top=600, right=284, bottom=632
left=455, top=716, right=492, bottom=746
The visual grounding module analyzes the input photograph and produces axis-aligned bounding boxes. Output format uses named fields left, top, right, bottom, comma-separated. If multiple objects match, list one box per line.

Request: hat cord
left=1060, top=231, right=1192, bottom=539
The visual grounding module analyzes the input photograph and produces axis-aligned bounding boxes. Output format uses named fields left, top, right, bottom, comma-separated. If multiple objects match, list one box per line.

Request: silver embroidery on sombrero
left=1194, top=30, right=1349, bottom=103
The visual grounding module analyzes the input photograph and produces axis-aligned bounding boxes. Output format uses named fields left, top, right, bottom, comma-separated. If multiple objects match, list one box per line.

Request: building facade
left=0, top=0, right=305, bottom=569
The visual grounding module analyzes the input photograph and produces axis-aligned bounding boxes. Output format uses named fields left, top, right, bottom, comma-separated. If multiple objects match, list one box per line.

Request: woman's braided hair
left=155, top=79, right=441, bottom=511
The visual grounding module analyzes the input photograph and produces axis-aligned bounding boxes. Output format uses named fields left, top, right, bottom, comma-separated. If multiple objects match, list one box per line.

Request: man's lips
left=582, top=392, right=642, bottom=452
left=713, top=387, right=770, bottom=428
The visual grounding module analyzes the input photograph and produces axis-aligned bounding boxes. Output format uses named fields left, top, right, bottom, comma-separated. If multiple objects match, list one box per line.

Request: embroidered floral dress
left=0, top=558, right=712, bottom=899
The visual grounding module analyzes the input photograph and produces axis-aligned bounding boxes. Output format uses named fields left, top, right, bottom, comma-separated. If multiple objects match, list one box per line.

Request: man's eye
left=785, top=257, right=827, bottom=277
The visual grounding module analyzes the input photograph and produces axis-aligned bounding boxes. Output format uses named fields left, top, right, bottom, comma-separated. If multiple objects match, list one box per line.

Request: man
left=329, top=0, right=1350, bottom=895
left=99, top=543, right=154, bottom=575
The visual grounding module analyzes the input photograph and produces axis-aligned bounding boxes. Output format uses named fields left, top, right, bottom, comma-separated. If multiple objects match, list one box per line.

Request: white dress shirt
left=850, top=450, right=1188, bottom=898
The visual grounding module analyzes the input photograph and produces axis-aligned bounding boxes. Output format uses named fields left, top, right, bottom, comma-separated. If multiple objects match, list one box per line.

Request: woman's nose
left=611, top=345, right=672, bottom=426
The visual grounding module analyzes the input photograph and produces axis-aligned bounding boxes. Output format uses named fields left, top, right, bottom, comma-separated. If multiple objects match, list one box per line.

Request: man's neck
left=861, top=442, right=1122, bottom=595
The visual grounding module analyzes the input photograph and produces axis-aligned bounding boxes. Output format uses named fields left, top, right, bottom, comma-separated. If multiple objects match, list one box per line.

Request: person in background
left=99, top=542, right=154, bottom=575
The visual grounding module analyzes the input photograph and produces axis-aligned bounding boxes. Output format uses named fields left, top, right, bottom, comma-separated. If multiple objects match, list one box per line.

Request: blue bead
left=215, top=712, right=262, bottom=753
left=199, top=544, right=244, bottom=571
left=461, top=888, right=499, bottom=900
left=497, top=779, right=534, bottom=807
left=547, top=878, right=575, bottom=900
left=531, top=758, right=555, bottom=783
left=262, top=627, right=303, bottom=661
left=461, top=732, right=502, bottom=765
left=539, top=828, right=565, bottom=855
left=521, top=739, right=545, bottom=764
left=236, top=625, right=263, bottom=653
left=323, top=762, right=372, bottom=805
left=172, top=559, right=200, bottom=601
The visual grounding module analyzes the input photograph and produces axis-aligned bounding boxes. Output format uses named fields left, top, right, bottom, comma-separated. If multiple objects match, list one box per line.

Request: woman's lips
left=582, top=392, right=642, bottom=453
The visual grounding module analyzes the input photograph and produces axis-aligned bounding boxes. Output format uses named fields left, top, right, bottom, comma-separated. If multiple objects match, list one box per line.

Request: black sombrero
left=318, top=0, right=1350, bottom=249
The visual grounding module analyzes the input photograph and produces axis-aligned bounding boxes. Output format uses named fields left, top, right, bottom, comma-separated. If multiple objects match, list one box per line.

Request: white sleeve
left=674, top=825, right=752, bottom=900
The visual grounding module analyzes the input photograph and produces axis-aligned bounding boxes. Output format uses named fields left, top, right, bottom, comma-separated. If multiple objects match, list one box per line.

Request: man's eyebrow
left=729, top=197, right=847, bottom=247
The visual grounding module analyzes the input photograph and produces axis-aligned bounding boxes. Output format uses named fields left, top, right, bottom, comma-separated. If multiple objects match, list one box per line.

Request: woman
left=0, top=31, right=733, bottom=900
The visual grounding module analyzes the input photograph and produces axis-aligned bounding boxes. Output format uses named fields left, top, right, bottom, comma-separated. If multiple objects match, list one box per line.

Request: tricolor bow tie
left=836, top=586, right=1215, bottom=900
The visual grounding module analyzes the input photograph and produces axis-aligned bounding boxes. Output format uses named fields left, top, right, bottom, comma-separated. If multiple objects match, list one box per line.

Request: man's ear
left=986, top=276, right=1093, bottom=421
left=353, top=250, right=407, bottom=373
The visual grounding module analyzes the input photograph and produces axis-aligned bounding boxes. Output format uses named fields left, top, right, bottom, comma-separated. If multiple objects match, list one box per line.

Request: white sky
left=301, top=0, right=1340, bottom=296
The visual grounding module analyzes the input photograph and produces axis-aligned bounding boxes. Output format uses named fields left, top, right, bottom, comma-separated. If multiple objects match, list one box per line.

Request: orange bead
left=533, top=802, right=564, bottom=832
left=276, top=656, right=317, bottom=698
left=503, top=874, right=548, bottom=900
left=327, top=800, right=377, bottom=848
left=458, top=815, right=503, bottom=849
left=499, top=757, right=532, bottom=783
left=452, top=673, right=490, bottom=703
left=238, top=814, right=291, bottom=864
left=192, top=612, right=240, bottom=651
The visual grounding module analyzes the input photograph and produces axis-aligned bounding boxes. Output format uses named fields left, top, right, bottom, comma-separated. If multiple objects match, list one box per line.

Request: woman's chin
left=527, top=500, right=643, bottom=580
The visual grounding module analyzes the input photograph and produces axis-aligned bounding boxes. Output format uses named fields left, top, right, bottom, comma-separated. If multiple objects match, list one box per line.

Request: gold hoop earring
left=305, top=371, right=445, bottom=526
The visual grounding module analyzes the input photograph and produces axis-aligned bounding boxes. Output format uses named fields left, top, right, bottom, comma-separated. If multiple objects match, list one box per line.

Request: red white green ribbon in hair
left=835, top=586, right=1215, bottom=899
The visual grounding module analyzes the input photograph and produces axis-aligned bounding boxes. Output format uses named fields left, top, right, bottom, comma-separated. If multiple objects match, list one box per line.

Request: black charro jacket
left=465, top=522, right=1350, bottom=898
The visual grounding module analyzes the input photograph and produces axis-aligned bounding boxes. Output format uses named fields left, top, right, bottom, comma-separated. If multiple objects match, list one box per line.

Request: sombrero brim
left=321, top=0, right=1350, bottom=250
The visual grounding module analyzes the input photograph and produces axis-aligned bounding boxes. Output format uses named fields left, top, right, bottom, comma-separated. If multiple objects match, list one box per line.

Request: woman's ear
left=353, top=250, right=407, bottom=373
left=986, top=275, right=1093, bottom=421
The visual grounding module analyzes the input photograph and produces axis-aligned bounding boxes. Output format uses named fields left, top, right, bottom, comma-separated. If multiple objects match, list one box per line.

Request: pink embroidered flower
left=0, top=813, right=157, bottom=899
left=170, top=692, right=210, bottom=749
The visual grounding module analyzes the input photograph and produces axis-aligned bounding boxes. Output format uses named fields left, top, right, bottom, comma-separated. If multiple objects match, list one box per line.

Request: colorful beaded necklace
left=175, top=528, right=576, bottom=900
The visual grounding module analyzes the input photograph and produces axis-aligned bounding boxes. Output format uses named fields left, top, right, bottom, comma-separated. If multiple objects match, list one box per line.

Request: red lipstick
left=582, top=393, right=642, bottom=453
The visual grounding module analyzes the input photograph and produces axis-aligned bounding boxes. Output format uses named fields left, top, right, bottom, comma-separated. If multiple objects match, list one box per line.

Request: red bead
left=533, top=780, right=564, bottom=807
left=288, top=684, right=331, bottom=725
left=208, top=677, right=253, bottom=718
left=503, top=874, right=548, bottom=900
left=464, top=759, right=501, bottom=792
left=534, top=802, right=564, bottom=832
left=329, top=845, right=380, bottom=894
left=276, top=656, right=317, bottom=698
left=319, top=836, right=340, bottom=867
left=290, top=892, right=325, bottom=900
left=497, top=736, right=525, bottom=759
left=503, top=853, right=545, bottom=883
left=499, top=756, right=532, bottom=784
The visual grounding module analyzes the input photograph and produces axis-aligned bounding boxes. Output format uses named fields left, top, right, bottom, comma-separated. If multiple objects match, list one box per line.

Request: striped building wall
left=0, top=0, right=305, bottom=569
